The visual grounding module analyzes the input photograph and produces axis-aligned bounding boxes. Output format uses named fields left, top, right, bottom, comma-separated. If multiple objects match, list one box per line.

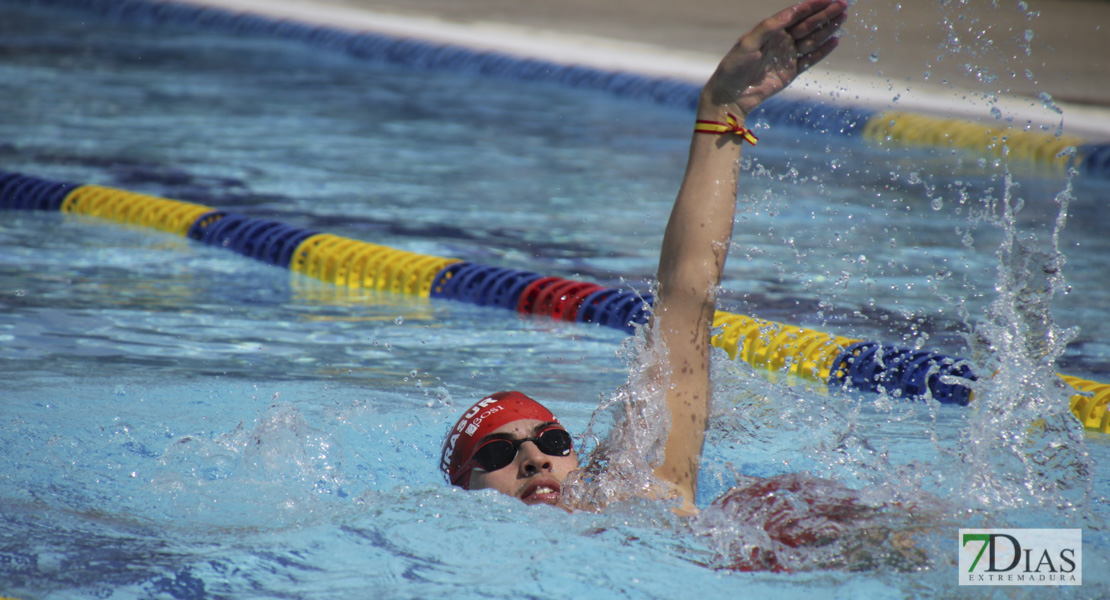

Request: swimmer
left=442, top=0, right=849, bottom=514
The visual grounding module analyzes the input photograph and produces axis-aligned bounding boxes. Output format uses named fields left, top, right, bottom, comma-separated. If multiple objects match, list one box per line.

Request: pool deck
left=190, top=0, right=1110, bottom=138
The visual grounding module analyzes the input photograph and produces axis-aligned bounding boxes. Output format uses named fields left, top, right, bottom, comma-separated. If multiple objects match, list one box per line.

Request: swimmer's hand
left=704, top=0, right=848, bottom=118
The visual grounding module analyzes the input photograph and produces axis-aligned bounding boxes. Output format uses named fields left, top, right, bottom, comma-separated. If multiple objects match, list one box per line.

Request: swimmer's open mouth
left=520, top=478, right=561, bottom=505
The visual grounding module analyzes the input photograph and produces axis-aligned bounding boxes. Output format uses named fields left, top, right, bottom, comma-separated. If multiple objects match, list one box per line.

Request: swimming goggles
left=468, top=427, right=573, bottom=473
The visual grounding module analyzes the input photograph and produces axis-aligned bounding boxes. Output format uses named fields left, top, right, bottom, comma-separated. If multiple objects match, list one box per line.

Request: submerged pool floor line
left=3, top=170, right=1109, bottom=433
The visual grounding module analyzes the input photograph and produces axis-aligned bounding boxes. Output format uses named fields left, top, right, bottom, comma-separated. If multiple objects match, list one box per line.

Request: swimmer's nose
left=517, top=440, right=552, bottom=474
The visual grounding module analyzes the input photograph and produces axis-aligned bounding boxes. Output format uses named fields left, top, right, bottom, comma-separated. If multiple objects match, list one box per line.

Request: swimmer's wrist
left=692, top=110, right=757, bottom=146
left=697, top=83, right=754, bottom=122
left=694, top=91, right=758, bottom=145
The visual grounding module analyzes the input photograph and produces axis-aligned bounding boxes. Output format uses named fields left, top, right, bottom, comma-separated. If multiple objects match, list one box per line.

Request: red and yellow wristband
left=694, top=112, right=758, bottom=145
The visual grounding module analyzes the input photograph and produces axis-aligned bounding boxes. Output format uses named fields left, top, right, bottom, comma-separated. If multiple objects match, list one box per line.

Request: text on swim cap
left=442, top=396, right=502, bottom=477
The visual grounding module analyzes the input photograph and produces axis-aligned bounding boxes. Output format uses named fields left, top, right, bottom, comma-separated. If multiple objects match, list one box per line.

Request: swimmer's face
left=467, top=418, right=579, bottom=506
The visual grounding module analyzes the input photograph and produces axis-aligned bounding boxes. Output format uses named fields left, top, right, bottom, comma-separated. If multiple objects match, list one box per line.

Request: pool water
left=1, top=1, right=1108, bottom=598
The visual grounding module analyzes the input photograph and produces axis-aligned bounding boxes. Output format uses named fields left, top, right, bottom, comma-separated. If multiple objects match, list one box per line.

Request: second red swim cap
left=441, top=391, right=557, bottom=489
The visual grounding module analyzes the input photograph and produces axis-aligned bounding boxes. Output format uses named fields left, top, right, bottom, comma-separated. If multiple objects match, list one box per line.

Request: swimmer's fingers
left=785, top=0, right=848, bottom=42
left=794, top=11, right=847, bottom=57
left=747, top=0, right=846, bottom=49
left=797, top=34, right=841, bottom=73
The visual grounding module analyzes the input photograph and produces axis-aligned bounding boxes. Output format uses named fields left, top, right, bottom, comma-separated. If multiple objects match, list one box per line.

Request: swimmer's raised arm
left=650, top=0, right=847, bottom=513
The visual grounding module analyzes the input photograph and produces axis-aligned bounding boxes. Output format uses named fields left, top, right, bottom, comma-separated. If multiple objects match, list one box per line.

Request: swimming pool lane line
left=20, top=0, right=1110, bottom=178
left=4, top=169, right=1109, bottom=433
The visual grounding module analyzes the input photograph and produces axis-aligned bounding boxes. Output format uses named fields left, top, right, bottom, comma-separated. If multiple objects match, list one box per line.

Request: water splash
left=153, top=402, right=349, bottom=526
left=559, top=307, right=953, bottom=572
left=692, top=472, right=934, bottom=572
left=689, top=351, right=961, bottom=572
left=958, top=170, right=1091, bottom=513
left=562, top=326, right=675, bottom=510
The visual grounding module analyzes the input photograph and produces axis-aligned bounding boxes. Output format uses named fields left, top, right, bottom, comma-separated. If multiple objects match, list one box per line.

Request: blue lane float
left=831, top=342, right=976, bottom=406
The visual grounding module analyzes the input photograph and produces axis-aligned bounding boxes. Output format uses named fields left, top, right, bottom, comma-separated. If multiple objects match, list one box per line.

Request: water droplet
left=869, top=52, right=879, bottom=63
left=1038, top=92, right=1063, bottom=114
left=931, top=197, right=944, bottom=211
left=394, top=316, right=404, bottom=325
left=989, top=106, right=1002, bottom=120
left=1023, top=29, right=1035, bottom=43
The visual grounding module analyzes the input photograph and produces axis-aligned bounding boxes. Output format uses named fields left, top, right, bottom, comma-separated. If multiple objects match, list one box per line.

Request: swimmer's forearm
left=657, top=98, right=745, bottom=297
left=652, top=91, right=746, bottom=510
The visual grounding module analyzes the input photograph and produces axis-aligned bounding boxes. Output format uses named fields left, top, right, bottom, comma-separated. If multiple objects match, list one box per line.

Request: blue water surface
left=1, top=1, right=1108, bottom=598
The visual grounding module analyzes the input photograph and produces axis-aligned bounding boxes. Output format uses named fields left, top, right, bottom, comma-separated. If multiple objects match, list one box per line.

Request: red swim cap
left=441, top=391, right=557, bottom=489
